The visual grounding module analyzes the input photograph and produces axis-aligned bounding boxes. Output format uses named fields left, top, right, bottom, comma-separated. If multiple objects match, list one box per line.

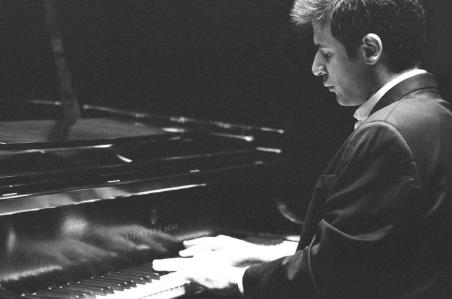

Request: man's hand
left=152, top=235, right=298, bottom=295
left=153, top=254, right=247, bottom=296
left=180, top=235, right=297, bottom=266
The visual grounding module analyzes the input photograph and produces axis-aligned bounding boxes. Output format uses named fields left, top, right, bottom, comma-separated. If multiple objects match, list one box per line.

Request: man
left=154, top=0, right=452, bottom=298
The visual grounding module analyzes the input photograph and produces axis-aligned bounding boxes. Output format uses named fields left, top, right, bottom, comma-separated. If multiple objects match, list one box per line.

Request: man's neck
left=368, top=65, right=404, bottom=97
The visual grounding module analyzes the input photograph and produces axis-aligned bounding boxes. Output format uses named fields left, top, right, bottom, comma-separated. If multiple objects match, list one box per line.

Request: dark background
left=1, top=0, right=451, bottom=218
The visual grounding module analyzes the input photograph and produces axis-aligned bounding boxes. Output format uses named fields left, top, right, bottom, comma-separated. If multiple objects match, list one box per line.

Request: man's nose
left=312, top=55, right=327, bottom=77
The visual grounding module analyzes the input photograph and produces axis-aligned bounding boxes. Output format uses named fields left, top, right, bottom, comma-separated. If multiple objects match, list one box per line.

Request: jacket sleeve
left=243, top=122, right=423, bottom=299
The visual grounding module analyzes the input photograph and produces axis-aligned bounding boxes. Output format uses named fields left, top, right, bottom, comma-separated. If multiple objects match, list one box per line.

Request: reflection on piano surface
left=0, top=0, right=297, bottom=298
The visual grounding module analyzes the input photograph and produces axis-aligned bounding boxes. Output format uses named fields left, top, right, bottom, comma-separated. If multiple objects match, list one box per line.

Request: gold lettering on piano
left=127, top=224, right=179, bottom=240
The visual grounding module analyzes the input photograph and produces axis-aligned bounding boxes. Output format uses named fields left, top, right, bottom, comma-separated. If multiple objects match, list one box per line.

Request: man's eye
left=322, top=52, right=331, bottom=59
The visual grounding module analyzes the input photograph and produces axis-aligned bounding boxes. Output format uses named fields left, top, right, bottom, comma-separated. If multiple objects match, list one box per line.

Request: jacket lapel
left=370, top=72, right=438, bottom=115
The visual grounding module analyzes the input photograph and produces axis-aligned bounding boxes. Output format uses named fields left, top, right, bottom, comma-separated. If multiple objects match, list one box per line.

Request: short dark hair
left=291, top=0, right=427, bottom=72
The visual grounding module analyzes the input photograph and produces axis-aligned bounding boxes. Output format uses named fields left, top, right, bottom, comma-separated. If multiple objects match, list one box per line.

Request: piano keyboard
left=20, top=263, right=194, bottom=299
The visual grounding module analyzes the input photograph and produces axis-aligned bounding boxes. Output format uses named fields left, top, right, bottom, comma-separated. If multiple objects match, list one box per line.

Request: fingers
left=180, top=235, right=252, bottom=260
left=179, top=245, right=218, bottom=257
left=183, top=235, right=240, bottom=247
left=181, top=235, right=232, bottom=256
left=180, top=238, right=217, bottom=257
left=183, top=236, right=218, bottom=247
left=154, top=257, right=244, bottom=295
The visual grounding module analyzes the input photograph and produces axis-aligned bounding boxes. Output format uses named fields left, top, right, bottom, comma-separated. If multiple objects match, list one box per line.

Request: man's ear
left=360, top=33, right=383, bottom=65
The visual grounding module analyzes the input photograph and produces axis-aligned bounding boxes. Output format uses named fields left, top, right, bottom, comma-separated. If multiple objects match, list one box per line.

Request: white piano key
left=94, top=272, right=189, bottom=299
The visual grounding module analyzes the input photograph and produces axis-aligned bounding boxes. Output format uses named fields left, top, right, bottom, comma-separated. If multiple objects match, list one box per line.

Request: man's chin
left=336, top=95, right=361, bottom=107
left=335, top=95, right=348, bottom=106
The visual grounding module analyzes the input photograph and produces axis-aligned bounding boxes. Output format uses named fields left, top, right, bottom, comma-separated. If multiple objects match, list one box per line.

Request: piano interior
left=0, top=1, right=301, bottom=297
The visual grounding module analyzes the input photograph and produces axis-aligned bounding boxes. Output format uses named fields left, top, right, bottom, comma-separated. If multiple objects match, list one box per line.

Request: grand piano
left=0, top=0, right=300, bottom=298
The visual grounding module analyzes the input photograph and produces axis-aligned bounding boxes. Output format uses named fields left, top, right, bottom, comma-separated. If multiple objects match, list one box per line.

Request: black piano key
left=102, top=273, right=146, bottom=284
left=115, top=270, right=154, bottom=281
left=71, top=282, right=114, bottom=295
left=75, top=280, right=116, bottom=293
left=55, top=289, right=93, bottom=299
left=136, top=263, right=170, bottom=275
left=127, top=266, right=157, bottom=272
left=21, top=296, right=56, bottom=299
left=21, top=295, right=59, bottom=299
left=138, top=262, right=155, bottom=269
left=98, top=275, right=137, bottom=287
left=131, top=266, right=167, bottom=276
left=125, top=267, right=161, bottom=279
left=48, top=287, right=94, bottom=299
left=61, top=285, right=106, bottom=296
left=32, top=290, right=82, bottom=299
left=130, top=262, right=153, bottom=271
left=81, top=278, right=125, bottom=291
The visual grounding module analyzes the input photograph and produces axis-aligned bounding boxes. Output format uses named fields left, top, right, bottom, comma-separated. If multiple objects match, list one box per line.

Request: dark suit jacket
left=243, top=73, right=452, bottom=298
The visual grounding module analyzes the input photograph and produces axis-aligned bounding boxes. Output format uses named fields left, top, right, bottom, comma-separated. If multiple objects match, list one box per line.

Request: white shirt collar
left=353, top=69, right=427, bottom=125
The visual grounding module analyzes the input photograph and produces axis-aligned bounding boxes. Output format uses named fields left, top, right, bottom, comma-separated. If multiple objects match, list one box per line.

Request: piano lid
left=0, top=0, right=285, bottom=217
left=0, top=103, right=282, bottom=217
left=0, top=118, right=173, bottom=149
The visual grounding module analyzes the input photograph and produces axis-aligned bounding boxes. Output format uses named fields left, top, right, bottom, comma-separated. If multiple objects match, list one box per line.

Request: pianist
left=154, top=0, right=452, bottom=298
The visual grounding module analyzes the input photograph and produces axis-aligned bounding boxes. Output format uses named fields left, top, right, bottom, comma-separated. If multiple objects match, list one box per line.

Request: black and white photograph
left=0, top=0, right=451, bottom=298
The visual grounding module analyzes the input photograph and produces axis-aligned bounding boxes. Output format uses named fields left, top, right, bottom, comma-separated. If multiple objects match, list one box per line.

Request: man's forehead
left=312, top=23, right=331, bottom=46
left=312, top=22, right=342, bottom=49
